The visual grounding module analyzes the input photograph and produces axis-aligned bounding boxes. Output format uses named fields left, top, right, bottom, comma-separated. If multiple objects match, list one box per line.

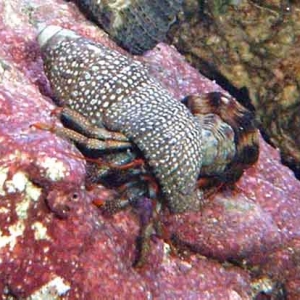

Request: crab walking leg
left=85, top=151, right=146, bottom=185
left=33, top=122, right=132, bottom=150
left=55, top=127, right=132, bottom=150
left=57, top=107, right=130, bottom=142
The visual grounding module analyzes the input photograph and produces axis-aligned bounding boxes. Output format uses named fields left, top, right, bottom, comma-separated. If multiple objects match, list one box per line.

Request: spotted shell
left=37, top=25, right=203, bottom=213
left=74, top=0, right=183, bottom=54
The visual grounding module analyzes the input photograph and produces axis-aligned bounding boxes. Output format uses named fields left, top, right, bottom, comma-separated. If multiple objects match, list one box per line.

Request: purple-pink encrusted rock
left=0, top=0, right=300, bottom=299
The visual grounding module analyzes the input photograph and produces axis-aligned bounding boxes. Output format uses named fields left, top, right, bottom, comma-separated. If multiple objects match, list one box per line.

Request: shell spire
left=37, top=24, right=79, bottom=49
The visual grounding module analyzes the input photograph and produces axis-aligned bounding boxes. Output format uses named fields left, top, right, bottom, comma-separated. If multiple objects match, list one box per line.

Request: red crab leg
left=108, top=158, right=145, bottom=170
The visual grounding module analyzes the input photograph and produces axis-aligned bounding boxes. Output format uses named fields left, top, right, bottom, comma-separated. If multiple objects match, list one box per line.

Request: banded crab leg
left=85, top=151, right=146, bottom=186
left=33, top=106, right=132, bottom=151
left=55, top=107, right=129, bottom=142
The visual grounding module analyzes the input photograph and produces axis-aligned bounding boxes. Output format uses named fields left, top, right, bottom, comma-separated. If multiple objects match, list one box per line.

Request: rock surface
left=170, top=0, right=300, bottom=179
left=0, top=0, right=299, bottom=299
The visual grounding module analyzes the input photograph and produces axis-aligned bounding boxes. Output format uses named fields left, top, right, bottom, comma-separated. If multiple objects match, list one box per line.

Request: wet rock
left=74, top=0, right=183, bottom=54
left=170, top=0, right=300, bottom=178
left=0, top=0, right=299, bottom=299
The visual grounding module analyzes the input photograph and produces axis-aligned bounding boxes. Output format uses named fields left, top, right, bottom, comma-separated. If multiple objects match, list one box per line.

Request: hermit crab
left=36, top=25, right=259, bottom=264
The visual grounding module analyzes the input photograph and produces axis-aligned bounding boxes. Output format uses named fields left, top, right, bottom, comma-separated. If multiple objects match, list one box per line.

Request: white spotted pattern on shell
left=38, top=25, right=203, bottom=213
left=75, top=0, right=183, bottom=54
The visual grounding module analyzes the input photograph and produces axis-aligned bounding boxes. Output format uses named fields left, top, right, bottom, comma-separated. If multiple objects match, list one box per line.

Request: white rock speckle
left=0, top=221, right=25, bottom=250
left=39, top=157, right=67, bottom=181
left=5, top=172, right=27, bottom=193
left=31, top=221, right=50, bottom=240
left=0, top=167, right=8, bottom=196
left=29, top=276, right=71, bottom=300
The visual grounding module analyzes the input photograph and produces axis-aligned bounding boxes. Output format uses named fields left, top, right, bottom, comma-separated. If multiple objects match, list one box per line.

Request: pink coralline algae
left=0, top=0, right=300, bottom=299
